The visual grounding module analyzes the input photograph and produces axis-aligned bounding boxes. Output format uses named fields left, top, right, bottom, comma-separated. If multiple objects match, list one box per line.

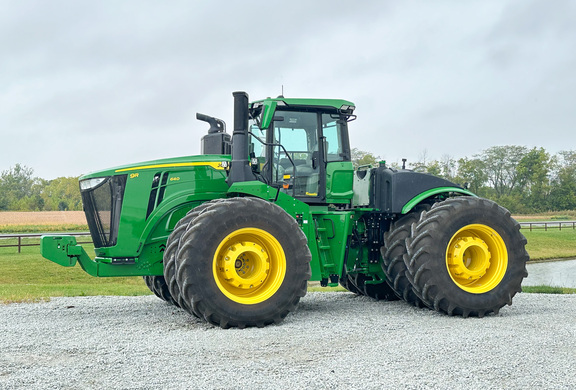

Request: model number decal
left=170, top=177, right=180, bottom=181
left=130, top=173, right=139, bottom=179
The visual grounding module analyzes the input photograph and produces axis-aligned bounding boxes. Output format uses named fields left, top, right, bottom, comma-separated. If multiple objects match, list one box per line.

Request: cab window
left=322, top=114, right=345, bottom=162
left=273, top=111, right=320, bottom=197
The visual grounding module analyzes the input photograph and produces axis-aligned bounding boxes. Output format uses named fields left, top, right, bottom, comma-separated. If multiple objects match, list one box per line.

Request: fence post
left=18, top=236, right=21, bottom=253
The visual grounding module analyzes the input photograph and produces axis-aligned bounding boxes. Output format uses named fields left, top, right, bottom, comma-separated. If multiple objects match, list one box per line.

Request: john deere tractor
left=41, top=92, right=529, bottom=328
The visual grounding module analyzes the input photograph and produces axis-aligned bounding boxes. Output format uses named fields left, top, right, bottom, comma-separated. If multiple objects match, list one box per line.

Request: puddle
left=523, top=259, right=576, bottom=288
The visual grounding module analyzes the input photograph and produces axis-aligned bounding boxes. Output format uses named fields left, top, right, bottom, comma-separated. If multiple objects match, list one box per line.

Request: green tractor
left=41, top=91, right=529, bottom=328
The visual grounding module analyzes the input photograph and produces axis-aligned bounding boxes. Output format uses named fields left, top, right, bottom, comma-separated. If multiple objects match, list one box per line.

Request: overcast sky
left=1, top=0, right=575, bottom=180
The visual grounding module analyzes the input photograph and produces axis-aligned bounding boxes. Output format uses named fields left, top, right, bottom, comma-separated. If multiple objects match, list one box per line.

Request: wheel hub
left=213, top=227, right=287, bottom=305
left=221, top=242, right=270, bottom=289
left=447, top=236, right=491, bottom=283
left=445, top=224, right=508, bottom=293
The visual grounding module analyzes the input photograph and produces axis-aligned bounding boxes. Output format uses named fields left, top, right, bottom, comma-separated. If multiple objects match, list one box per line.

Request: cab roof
left=251, top=96, right=355, bottom=110
left=250, top=96, right=356, bottom=129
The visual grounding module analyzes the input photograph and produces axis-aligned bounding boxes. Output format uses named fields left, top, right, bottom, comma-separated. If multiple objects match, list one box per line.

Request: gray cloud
left=1, top=0, right=575, bottom=179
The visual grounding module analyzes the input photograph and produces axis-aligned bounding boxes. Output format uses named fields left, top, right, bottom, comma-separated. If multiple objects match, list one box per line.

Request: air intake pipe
left=226, top=91, right=256, bottom=185
left=198, top=113, right=230, bottom=154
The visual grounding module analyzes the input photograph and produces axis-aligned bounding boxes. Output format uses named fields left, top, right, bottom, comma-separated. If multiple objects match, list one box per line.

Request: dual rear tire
left=381, top=197, right=528, bottom=317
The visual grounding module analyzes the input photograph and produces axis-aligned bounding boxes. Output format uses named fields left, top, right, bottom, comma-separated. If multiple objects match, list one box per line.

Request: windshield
left=249, top=120, right=266, bottom=159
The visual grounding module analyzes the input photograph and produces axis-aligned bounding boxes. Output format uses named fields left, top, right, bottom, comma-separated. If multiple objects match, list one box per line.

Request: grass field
left=0, top=211, right=87, bottom=225
left=1, top=211, right=575, bottom=303
left=522, top=229, right=576, bottom=260
left=0, top=211, right=88, bottom=233
left=0, top=245, right=151, bottom=303
left=2, top=229, right=575, bottom=302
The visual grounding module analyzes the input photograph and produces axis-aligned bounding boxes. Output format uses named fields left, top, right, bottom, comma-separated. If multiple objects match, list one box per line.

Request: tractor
left=41, top=91, right=529, bottom=328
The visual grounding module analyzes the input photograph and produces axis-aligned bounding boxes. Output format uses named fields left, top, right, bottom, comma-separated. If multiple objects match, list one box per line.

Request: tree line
left=0, top=164, right=82, bottom=211
left=354, top=145, right=576, bottom=214
left=2, top=145, right=576, bottom=213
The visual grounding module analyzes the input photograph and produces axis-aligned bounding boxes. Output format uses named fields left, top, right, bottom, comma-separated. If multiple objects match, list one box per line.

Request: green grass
left=522, top=229, right=576, bottom=260
left=522, top=285, right=576, bottom=294
left=0, top=224, right=89, bottom=233
left=307, top=285, right=347, bottom=292
left=2, top=228, right=575, bottom=303
left=0, top=245, right=152, bottom=303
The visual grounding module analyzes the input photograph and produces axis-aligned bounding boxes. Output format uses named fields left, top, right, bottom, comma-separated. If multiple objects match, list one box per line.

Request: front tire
left=404, top=197, right=529, bottom=317
left=163, top=200, right=225, bottom=317
left=143, top=275, right=179, bottom=307
left=176, top=197, right=311, bottom=328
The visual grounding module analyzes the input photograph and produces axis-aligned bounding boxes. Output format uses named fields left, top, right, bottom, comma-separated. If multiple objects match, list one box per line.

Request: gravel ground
left=1, top=292, right=575, bottom=390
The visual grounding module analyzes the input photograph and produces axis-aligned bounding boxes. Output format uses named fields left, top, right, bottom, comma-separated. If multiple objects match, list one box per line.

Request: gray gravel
left=1, top=292, right=575, bottom=390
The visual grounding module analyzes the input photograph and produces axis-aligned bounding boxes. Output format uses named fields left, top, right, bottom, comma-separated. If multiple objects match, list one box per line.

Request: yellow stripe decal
left=115, top=162, right=225, bottom=173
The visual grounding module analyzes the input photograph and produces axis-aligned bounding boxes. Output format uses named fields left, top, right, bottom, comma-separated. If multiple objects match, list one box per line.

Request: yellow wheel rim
left=446, top=224, right=508, bottom=294
left=213, top=228, right=286, bottom=304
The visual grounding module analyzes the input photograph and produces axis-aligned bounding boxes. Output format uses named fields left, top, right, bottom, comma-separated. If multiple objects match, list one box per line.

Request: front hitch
left=41, top=235, right=97, bottom=275
left=40, top=235, right=81, bottom=267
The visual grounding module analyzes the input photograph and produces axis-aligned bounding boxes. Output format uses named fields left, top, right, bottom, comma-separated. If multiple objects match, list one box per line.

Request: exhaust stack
left=226, top=91, right=256, bottom=185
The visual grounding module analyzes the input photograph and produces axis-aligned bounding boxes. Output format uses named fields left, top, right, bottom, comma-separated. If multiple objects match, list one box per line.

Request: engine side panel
left=369, top=167, right=465, bottom=214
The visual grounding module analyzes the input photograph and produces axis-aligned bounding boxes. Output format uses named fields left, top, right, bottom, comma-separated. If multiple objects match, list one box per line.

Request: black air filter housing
left=201, top=132, right=231, bottom=155
left=370, top=167, right=462, bottom=213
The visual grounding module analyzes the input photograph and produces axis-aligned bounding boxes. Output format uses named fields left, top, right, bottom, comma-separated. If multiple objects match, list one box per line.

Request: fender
left=401, top=186, right=476, bottom=214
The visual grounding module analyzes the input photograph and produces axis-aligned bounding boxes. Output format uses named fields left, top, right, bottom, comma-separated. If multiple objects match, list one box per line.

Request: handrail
left=0, top=232, right=92, bottom=253
left=519, top=221, right=576, bottom=231
left=2, top=221, right=574, bottom=253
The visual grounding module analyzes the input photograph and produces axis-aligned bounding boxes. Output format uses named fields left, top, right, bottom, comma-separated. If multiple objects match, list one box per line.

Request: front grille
left=81, top=175, right=127, bottom=248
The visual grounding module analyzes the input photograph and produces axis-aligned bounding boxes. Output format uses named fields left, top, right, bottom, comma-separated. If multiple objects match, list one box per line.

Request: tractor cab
left=248, top=97, right=355, bottom=204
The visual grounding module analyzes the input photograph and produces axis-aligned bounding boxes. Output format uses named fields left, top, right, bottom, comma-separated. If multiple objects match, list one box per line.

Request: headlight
left=339, top=104, right=355, bottom=114
left=80, top=177, right=107, bottom=191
